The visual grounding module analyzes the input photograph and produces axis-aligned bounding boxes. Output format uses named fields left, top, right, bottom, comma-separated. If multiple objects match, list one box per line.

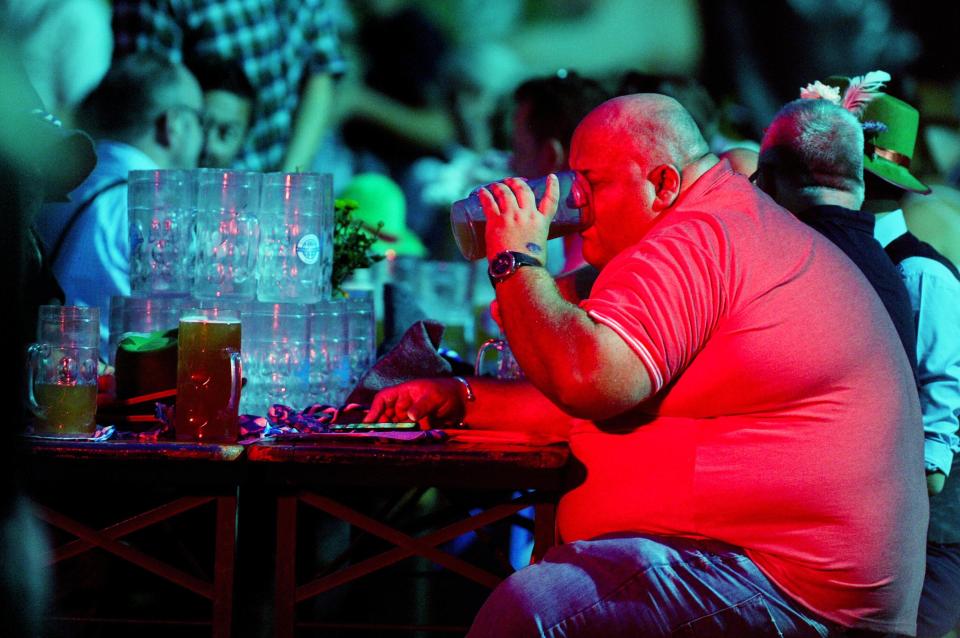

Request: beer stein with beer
left=175, top=308, right=242, bottom=442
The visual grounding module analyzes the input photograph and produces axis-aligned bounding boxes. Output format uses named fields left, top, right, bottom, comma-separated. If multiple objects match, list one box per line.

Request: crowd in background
left=5, top=0, right=960, bottom=261
left=1, top=0, right=959, bottom=636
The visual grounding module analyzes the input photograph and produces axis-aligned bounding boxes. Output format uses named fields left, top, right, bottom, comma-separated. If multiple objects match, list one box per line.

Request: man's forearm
left=495, top=266, right=651, bottom=418
left=282, top=73, right=334, bottom=172
left=463, top=378, right=579, bottom=439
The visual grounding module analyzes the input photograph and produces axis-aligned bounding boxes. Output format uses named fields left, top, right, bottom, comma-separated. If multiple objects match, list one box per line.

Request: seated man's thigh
left=468, top=534, right=830, bottom=638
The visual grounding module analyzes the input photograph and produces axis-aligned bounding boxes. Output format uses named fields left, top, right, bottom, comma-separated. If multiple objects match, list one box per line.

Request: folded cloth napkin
left=345, top=319, right=452, bottom=405
left=380, top=281, right=429, bottom=355
left=114, top=328, right=178, bottom=401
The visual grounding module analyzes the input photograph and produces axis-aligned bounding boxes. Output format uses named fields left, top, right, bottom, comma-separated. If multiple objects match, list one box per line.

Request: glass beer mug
left=175, top=308, right=242, bottom=442
left=450, top=170, right=589, bottom=261
left=474, top=338, right=523, bottom=380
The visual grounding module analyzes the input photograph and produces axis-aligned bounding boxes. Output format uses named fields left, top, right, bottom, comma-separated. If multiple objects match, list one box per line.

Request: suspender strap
left=47, top=178, right=127, bottom=267
left=885, top=232, right=960, bottom=283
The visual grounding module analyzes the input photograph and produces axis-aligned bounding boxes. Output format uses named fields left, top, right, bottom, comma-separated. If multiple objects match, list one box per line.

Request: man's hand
left=363, top=378, right=466, bottom=428
left=479, top=175, right=559, bottom=260
left=928, top=471, right=947, bottom=495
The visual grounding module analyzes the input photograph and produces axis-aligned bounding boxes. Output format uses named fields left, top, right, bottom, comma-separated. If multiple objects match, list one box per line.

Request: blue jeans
left=467, top=534, right=837, bottom=637
left=917, top=542, right=960, bottom=638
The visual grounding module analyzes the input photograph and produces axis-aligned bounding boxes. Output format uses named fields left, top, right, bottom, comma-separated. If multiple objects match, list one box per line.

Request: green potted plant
left=332, top=197, right=383, bottom=295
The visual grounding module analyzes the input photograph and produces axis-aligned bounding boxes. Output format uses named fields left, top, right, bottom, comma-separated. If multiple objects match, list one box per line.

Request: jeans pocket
left=672, top=593, right=783, bottom=638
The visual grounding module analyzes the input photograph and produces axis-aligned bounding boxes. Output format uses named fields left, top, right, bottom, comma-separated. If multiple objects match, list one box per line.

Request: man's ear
left=649, top=164, right=681, bottom=212
left=541, top=137, right=567, bottom=173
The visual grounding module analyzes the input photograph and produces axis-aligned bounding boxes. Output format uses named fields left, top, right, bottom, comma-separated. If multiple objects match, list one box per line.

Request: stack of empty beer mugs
left=115, top=168, right=377, bottom=415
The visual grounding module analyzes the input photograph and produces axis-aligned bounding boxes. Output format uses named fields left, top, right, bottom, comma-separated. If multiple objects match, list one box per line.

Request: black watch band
left=488, top=251, right=543, bottom=286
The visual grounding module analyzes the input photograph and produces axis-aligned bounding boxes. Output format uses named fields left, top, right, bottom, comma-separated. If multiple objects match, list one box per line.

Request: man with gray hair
left=755, top=97, right=918, bottom=376
left=368, top=94, right=926, bottom=636
left=35, top=52, right=204, bottom=341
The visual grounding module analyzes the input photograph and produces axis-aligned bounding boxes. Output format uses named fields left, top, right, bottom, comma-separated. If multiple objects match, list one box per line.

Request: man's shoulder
left=887, top=233, right=960, bottom=284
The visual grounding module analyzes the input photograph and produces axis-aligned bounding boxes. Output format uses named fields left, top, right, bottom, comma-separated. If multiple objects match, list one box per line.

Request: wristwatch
left=488, top=251, right=543, bottom=286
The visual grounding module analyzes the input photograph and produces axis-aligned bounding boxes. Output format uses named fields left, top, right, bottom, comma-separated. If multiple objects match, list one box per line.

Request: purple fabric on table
left=238, top=402, right=366, bottom=438
left=345, top=319, right=452, bottom=405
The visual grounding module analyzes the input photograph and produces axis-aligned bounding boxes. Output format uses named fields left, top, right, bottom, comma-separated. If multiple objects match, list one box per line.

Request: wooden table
left=20, top=438, right=245, bottom=638
left=19, top=434, right=571, bottom=637
left=246, top=435, right=570, bottom=637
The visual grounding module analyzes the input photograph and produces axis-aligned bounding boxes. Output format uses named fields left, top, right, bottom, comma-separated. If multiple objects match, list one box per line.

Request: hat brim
left=373, top=229, right=427, bottom=258
left=863, top=154, right=931, bottom=195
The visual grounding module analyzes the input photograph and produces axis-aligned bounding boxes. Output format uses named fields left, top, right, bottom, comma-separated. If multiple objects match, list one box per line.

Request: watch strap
left=488, top=251, right=543, bottom=286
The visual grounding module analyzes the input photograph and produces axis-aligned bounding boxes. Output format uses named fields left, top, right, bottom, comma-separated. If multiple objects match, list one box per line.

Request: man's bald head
left=568, top=94, right=717, bottom=267
left=573, top=93, right=710, bottom=171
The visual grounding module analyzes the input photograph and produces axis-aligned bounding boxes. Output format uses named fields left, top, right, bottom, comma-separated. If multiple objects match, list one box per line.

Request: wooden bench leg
left=531, top=502, right=557, bottom=564
left=276, top=495, right=298, bottom=638
left=213, top=493, right=237, bottom=638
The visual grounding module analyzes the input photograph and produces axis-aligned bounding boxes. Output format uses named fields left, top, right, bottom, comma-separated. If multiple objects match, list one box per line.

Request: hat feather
left=841, top=70, right=891, bottom=116
left=800, top=81, right=842, bottom=103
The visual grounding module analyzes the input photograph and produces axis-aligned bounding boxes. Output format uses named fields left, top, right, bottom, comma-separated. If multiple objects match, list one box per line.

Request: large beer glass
left=256, top=172, right=333, bottom=303
left=449, top=171, right=586, bottom=260
left=240, top=302, right=310, bottom=415
left=27, top=344, right=99, bottom=436
left=194, top=170, right=261, bottom=300
left=128, top=169, right=197, bottom=295
left=175, top=308, right=242, bottom=442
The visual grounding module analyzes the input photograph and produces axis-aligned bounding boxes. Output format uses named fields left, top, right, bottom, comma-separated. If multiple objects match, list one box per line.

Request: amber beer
left=175, top=310, right=242, bottom=442
left=33, top=384, right=97, bottom=435
left=449, top=170, right=586, bottom=261
left=27, top=344, right=99, bottom=437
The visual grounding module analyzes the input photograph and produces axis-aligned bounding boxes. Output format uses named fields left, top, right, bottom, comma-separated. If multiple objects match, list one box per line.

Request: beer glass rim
left=180, top=307, right=241, bottom=323
left=38, top=304, right=99, bottom=320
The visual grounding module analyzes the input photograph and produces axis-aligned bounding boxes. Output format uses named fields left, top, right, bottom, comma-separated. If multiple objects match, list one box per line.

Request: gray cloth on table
left=345, top=319, right=451, bottom=406
left=379, top=281, right=428, bottom=355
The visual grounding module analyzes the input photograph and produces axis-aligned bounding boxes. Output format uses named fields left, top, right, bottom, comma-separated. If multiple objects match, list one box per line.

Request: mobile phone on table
left=328, top=422, right=418, bottom=432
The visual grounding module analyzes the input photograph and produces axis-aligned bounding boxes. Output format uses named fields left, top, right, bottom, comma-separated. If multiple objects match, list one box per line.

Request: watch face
left=489, top=252, right=515, bottom=279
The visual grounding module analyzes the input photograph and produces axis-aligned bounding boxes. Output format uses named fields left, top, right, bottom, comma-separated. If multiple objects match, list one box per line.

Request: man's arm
left=911, top=269, right=960, bottom=495
left=111, top=0, right=182, bottom=60
left=481, top=178, right=653, bottom=420
left=364, top=377, right=579, bottom=439
left=282, top=73, right=335, bottom=172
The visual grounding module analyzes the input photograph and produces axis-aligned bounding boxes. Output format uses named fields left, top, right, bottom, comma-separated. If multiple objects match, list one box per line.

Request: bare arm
left=282, top=73, right=334, bottom=172
left=343, top=84, right=456, bottom=153
left=364, top=377, right=578, bottom=439
left=481, top=178, right=652, bottom=420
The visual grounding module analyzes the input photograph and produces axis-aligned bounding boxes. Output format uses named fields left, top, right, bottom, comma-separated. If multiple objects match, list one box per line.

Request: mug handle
left=25, top=343, right=48, bottom=418
left=226, top=348, right=242, bottom=410
left=474, top=338, right=505, bottom=376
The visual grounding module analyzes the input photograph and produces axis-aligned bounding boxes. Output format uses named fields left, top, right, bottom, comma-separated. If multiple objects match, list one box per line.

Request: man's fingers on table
left=364, top=393, right=395, bottom=422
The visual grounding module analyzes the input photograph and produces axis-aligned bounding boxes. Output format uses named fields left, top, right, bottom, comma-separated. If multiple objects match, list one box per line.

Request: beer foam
left=180, top=315, right=241, bottom=324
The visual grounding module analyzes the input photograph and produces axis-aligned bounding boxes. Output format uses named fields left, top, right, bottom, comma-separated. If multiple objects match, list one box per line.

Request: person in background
left=510, top=70, right=610, bottom=276
left=755, top=96, right=918, bottom=377
left=1, top=0, right=113, bottom=128
left=0, top=35, right=98, bottom=636
left=340, top=172, right=427, bottom=259
left=34, top=52, right=204, bottom=343
left=848, top=87, right=960, bottom=638
left=366, top=94, right=926, bottom=636
left=113, top=0, right=345, bottom=172
left=187, top=55, right=254, bottom=169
